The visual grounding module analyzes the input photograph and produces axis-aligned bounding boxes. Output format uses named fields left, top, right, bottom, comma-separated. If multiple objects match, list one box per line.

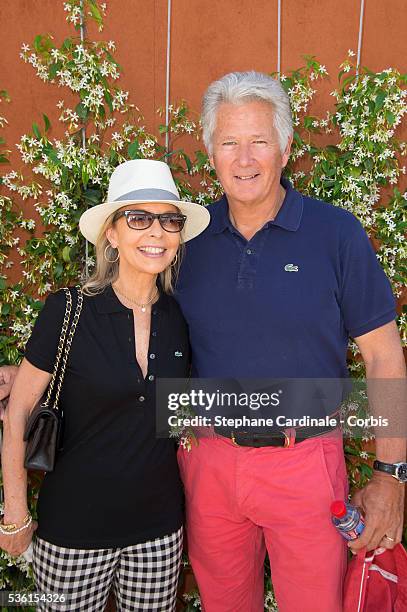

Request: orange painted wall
left=1, top=0, right=405, bottom=284
left=1, top=1, right=406, bottom=157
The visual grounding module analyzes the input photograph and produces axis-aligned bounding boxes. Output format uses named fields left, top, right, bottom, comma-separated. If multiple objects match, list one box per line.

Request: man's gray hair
left=201, top=71, right=293, bottom=156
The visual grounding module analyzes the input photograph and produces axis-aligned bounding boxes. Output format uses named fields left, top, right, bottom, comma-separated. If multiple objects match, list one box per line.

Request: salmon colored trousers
left=177, top=431, right=349, bottom=612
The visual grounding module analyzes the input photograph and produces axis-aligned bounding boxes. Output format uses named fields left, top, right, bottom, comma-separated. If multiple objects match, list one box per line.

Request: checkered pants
left=32, top=527, right=183, bottom=611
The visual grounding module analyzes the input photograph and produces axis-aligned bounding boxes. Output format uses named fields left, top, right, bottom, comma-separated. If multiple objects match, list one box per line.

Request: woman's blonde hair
left=82, top=212, right=184, bottom=296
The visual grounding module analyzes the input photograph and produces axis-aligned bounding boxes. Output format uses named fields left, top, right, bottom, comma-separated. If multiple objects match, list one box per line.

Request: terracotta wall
left=1, top=0, right=406, bottom=165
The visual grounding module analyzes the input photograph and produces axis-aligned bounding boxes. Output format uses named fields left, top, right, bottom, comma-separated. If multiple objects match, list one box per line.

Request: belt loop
left=284, top=427, right=296, bottom=448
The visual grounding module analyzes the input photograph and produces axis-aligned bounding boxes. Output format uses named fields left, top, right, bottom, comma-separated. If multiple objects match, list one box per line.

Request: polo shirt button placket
left=147, top=317, right=157, bottom=382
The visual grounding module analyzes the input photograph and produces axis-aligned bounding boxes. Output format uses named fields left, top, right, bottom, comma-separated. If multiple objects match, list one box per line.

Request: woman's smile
left=137, top=245, right=167, bottom=258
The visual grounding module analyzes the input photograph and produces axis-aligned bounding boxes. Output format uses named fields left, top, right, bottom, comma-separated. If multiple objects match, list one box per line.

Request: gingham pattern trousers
left=32, top=527, right=183, bottom=611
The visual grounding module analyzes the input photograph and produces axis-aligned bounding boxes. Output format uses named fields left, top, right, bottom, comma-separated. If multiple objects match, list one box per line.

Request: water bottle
left=330, top=500, right=365, bottom=541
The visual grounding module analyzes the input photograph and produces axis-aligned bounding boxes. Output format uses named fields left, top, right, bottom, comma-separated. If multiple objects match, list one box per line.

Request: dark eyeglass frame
left=113, top=209, right=187, bottom=233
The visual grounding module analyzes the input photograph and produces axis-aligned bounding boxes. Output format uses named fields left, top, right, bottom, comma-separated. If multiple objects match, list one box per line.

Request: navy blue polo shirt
left=175, top=178, right=396, bottom=380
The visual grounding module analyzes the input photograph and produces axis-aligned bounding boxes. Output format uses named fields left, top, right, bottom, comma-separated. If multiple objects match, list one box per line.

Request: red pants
left=177, top=431, right=349, bottom=612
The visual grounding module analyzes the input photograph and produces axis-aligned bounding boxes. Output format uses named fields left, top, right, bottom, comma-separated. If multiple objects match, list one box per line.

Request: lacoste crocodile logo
left=174, top=351, right=183, bottom=357
left=284, top=264, right=299, bottom=272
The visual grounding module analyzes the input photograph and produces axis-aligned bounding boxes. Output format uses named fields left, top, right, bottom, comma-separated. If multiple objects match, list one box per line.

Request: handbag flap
left=23, top=405, right=60, bottom=441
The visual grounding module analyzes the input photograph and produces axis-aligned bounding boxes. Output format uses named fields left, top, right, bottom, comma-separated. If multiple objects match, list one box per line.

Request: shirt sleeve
left=24, top=289, right=68, bottom=373
left=339, top=217, right=396, bottom=338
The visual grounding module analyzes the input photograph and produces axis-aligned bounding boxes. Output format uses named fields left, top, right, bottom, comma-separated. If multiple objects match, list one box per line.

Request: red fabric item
left=178, top=433, right=349, bottom=612
left=343, top=544, right=407, bottom=612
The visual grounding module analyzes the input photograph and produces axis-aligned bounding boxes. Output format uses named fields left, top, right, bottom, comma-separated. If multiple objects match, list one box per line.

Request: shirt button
left=152, top=309, right=157, bottom=315
left=148, top=374, right=155, bottom=381
left=128, top=337, right=132, bottom=342
left=149, top=353, right=156, bottom=359
left=152, top=331, right=157, bottom=337
left=139, top=395, right=145, bottom=402
left=246, top=248, right=253, bottom=255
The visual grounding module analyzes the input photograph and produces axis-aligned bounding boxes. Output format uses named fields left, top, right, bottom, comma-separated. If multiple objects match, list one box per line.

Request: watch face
left=396, top=464, right=407, bottom=483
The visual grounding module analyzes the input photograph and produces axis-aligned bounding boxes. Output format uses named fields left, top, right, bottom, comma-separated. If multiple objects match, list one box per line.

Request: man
left=174, top=71, right=406, bottom=611
left=1, top=71, right=406, bottom=611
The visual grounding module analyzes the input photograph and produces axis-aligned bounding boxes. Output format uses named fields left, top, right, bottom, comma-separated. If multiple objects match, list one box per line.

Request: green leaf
left=88, top=1, right=103, bottom=26
left=49, top=61, right=62, bottom=79
left=104, top=89, right=113, bottom=113
left=128, top=140, right=140, bottom=159
left=54, top=262, right=63, bottom=278
left=33, top=34, right=53, bottom=53
left=158, top=124, right=169, bottom=134
left=83, top=188, right=102, bottom=205
left=32, top=123, right=41, bottom=139
left=43, top=144, right=59, bottom=164
left=385, top=111, right=396, bottom=125
left=62, top=38, right=73, bottom=51
left=195, top=150, right=209, bottom=170
left=81, top=165, right=89, bottom=188
left=0, top=89, right=10, bottom=101
left=364, top=158, right=373, bottom=171
left=75, top=102, right=88, bottom=122
left=342, top=76, right=356, bottom=89
left=62, top=246, right=71, bottom=262
left=105, top=50, right=121, bottom=69
left=43, top=114, right=51, bottom=132
left=360, top=463, right=373, bottom=478
left=182, top=152, right=192, bottom=172
left=33, top=34, right=43, bottom=52
left=374, top=90, right=386, bottom=112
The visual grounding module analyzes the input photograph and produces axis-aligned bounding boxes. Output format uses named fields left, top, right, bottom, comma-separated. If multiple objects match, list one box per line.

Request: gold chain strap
left=43, top=288, right=73, bottom=405
left=52, top=288, right=83, bottom=408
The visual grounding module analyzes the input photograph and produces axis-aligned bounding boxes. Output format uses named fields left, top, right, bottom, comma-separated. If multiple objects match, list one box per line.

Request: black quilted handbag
left=23, top=288, right=83, bottom=472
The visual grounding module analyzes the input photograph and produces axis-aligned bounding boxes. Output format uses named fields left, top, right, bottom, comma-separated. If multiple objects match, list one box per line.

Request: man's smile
left=235, top=173, right=260, bottom=181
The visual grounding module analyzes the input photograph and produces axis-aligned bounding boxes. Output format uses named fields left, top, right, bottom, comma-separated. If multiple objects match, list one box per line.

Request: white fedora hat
left=79, top=159, right=210, bottom=244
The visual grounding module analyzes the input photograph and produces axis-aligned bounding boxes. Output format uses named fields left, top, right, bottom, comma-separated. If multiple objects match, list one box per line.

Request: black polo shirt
left=25, top=285, right=190, bottom=548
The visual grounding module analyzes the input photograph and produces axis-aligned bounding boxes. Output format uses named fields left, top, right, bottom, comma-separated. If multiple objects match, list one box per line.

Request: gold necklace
left=113, top=284, right=158, bottom=312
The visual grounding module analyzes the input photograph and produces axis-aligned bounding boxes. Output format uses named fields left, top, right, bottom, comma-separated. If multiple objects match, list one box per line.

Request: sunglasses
left=113, top=209, right=187, bottom=233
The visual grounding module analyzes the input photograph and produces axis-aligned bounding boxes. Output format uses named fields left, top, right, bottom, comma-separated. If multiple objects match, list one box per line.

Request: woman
left=0, top=159, right=210, bottom=611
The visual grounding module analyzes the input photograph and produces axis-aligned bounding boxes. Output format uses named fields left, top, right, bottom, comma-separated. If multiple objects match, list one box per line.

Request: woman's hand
left=0, top=520, right=37, bottom=557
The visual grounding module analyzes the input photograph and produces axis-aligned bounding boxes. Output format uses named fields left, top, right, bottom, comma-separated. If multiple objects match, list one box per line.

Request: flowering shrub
left=0, top=1, right=405, bottom=605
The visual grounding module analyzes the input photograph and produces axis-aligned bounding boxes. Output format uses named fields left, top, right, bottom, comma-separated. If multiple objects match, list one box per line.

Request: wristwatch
left=373, top=460, right=407, bottom=483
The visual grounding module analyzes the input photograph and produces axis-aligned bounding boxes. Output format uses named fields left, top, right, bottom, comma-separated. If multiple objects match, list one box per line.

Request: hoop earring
left=104, top=245, right=119, bottom=263
left=171, top=252, right=179, bottom=267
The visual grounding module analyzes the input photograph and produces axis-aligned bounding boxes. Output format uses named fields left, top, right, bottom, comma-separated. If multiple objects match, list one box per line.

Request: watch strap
left=373, top=460, right=397, bottom=475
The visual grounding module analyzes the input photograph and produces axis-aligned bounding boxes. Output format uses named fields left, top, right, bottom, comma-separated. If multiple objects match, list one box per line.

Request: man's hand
left=348, top=472, right=405, bottom=553
left=0, top=365, right=19, bottom=420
